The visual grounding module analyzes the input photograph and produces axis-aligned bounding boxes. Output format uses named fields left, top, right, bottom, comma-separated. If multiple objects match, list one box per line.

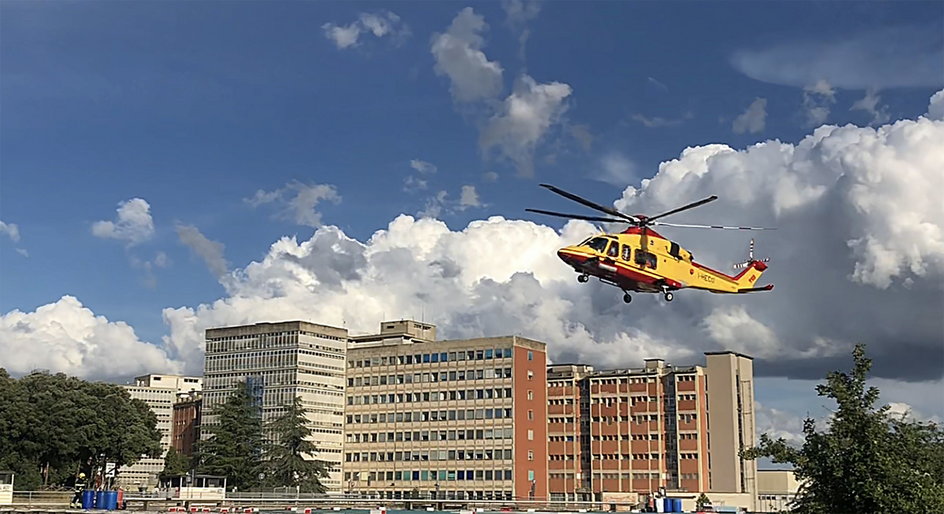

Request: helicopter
left=527, top=184, right=774, bottom=304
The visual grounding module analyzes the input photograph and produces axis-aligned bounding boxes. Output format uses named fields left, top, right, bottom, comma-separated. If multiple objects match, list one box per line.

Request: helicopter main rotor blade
left=650, top=221, right=776, bottom=230
left=525, top=209, right=627, bottom=223
left=539, top=184, right=639, bottom=223
left=645, top=195, right=719, bottom=223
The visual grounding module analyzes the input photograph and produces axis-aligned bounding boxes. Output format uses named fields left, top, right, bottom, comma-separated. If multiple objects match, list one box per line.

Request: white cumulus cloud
left=731, top=25, right=944, bottom=89
left=928, top=89, right=944, bottom=121
left=0, top=220, right=21, bottom=242
left=802, top=80, right=835, bottom=126
left=0, top=296, right=181, bottom=380
left=850, top=89, right=890, bottom=126
left=176, top=224, right=228, bottom=279
left=732, top=97, right=767, bottom=134
left=410, top=159, right=437, bottom=175
left=431, top=7, right=504, bottom=103
left=91, top=198, right=154, bottom=245
left=480, top=75, right=572, bottom=177
left=322, top=10, right=408, bottom=50
left=245, top=181, right=340, bottom=228
left=150, top=98, right=944, bottom=383
left=459, top=185, right=481, bottom=209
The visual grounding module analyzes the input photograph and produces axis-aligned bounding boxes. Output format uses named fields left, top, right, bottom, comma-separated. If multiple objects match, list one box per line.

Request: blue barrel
left=81, top=490, right=95, bottom=509
left=673, top=498, right=682, bottom=512
left=95, top=490, right=106, bottom=509
left=104, top=490, right=118, bottom=510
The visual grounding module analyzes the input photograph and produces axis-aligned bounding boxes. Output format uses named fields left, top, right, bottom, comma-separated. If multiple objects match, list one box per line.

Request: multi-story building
left=546, top=364, right=594, bottom=501
left=172, top=391, right=202, bottom=456
left=343, top=320, right=548, bottom=502
left=546, top=352, right=756, bottom=505
left=119, top=374, right=203, bottom=488
left=756, top=469, right=799, bottom=512
left=203, top=321, right=348, bottom=492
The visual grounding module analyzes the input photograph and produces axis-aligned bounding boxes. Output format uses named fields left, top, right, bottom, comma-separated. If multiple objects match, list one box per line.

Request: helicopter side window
left=606, top=241, right=619, bottom=258
left=585, top=237, right=609, bottom=253
left=621, top=244, right=632, bottom=261
left=635, top=249, right=658, bottom=269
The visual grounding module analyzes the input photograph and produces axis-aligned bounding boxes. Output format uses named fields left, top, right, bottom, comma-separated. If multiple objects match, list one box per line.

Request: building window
left=527, top=370, right=534, bottom=380
left=528, top=450, right=534, bottom=461
left=528, top=410, right=534, bottom=420
left=527, top=351, right=534, bottom=361
left=527, top=430, right=534, bottom=441
left=527, top=390, right=534, bottom=400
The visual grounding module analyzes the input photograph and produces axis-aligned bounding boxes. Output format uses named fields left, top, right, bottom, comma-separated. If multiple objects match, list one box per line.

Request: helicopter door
left=669, top=242, right=681, bottom=260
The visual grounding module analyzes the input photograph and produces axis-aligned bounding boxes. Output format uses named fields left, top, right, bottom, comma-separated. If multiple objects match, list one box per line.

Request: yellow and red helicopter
left=528, top=184, right=774, bottom=304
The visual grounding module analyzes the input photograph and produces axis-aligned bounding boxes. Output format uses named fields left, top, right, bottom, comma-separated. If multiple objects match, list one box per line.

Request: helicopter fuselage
left=557, top=227, right=771, bottom=296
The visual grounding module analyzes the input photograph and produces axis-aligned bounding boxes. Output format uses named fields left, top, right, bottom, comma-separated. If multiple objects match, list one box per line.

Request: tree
left=743, top=344, right=944, bottom=513
left=695, top=493, right=711, bottom=510
left=160, top=448, right=191, bottom=484
left=264, top=395, right=327, bottom=493
left=0, top=370, right=161, bottom=490
left=196, top=381, right=265, bottom=490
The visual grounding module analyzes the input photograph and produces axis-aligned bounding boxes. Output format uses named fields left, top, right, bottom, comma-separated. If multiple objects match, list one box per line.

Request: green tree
left=159, top=447, right=191, bottom=484
left=0, top=370, right=162, bottom=490
left=197, top=381, right=265, bottom=490
left=695, top=493, right=711, bottom=510
left=743, top=344, right=944, bottom=513
left=264, top=395, right=327, bottom=493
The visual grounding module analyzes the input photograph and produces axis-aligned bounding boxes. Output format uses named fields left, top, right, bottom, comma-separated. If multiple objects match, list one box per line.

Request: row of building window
left=591, top=377, right=657, bottom=385
left=349, top=367, right=513, bottom=387
left=344, top=469, right=515, bottom=482
left=205, top=331, right=345, bottom=352
left=349, top=348, right=518, bottom=368
left=595, top=453, right=661, bottom=460
left=590, top=472, right=661, bottom=480
left=347, top=406, right=517, bottom=425
left=346, top=427, right=516, bottom=443
left=346, top=449, right=515, bottom=462
left=349, top=387, right=515, bottom=406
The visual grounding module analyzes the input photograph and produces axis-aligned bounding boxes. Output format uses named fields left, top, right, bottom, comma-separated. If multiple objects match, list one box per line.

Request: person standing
left=70, top=472, right=87, bottom=508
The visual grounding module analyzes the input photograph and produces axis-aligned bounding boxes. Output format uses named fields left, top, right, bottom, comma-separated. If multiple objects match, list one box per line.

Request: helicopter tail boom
left=733, top=259, right=770, bottom=291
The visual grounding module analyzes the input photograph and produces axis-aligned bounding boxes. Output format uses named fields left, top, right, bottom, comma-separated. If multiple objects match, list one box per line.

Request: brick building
left=547, top=352, right=756, bottom=504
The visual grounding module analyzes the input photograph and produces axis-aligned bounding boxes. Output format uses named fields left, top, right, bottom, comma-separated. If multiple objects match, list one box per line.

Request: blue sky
left=2, top=1, right=943, bottom=434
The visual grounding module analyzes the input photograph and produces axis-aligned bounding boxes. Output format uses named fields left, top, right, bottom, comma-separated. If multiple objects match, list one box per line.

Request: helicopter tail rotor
left=733, top=239, right=771, bottom=270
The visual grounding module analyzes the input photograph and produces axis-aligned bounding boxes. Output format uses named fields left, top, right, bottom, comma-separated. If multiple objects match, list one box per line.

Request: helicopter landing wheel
left=664, top=292, right=674, bottom=302
left=623, top=293, right=632, bottom=304
left=577, top=274, right=589, bottom=283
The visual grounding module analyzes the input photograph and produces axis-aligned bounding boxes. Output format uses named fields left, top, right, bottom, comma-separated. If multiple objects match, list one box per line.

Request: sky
left=2, top=0, right=943, bottom=443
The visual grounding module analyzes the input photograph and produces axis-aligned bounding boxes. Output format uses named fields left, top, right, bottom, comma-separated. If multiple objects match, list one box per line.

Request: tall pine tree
left=196, top=381, right=265, bottom=491
left=264, top=395, right=327, bottom=493
left=743, top=345, right=944, bottom=513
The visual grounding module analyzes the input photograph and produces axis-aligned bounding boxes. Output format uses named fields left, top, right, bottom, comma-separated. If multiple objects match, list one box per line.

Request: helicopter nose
left=557, top=247, right=576, bottom=265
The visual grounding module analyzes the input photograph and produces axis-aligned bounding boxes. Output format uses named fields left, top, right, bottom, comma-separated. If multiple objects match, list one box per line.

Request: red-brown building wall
left=514, top=345, right=548, bottom=500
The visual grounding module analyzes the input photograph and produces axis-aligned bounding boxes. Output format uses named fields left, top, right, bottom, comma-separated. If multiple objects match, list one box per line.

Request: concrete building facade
left=119, top=374, right=203, bottom=488
left=203, top=321, right=348, bottom=492
left=546, top=352, right=756, bottom=506
left=756, top=469, right=799, bottom=512
left=343, top=320, right=548, bottom=501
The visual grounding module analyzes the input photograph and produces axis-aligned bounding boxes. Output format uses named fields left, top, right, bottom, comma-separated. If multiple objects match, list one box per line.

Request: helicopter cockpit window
left=584, top=237, right=610, bottom=253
